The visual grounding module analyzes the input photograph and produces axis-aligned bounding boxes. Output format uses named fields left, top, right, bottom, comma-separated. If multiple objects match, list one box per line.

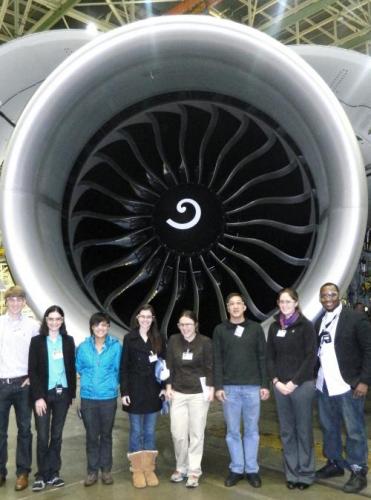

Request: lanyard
left=321, top=314, right=338, bottom=332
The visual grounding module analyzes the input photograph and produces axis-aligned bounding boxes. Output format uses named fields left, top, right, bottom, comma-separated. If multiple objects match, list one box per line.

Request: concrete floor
left=1, top=395, right=370, bottom=500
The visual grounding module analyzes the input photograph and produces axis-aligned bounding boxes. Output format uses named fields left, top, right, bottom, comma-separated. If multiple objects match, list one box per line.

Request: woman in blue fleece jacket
left=76, top=312, right=122, bottom=487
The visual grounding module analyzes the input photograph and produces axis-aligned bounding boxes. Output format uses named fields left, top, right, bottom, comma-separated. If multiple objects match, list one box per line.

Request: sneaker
left=48, top=476, right=65, bottom=488
left=186, top=475, right=199, bottom=488
left=343, top=471, right=367, bottom=494
left=84, top=473, right=98, bottom=487
left=101, top=472, right=114, bottom=485
left=316, top=461, right=344, bottom=479
left=32, top=479, right=46, bottom=492
left=170, top=470, right=186, bottom=483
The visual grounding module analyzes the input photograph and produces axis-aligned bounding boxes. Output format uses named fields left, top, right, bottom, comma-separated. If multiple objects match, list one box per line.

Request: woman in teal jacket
left=76, top=312, right=122, bottom=487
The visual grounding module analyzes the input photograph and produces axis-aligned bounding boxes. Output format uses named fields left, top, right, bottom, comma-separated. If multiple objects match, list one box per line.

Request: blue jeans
left=0, top=381, right=32, bottom=477
left=317, top=385, right=368, bottom=469
left=223, top=385, right=261, bottom=473
left=128, top=412, right=158, bottom=452
left=81, top=398, right=117, bottom=473
left=34, top=389, right=70, bottom=481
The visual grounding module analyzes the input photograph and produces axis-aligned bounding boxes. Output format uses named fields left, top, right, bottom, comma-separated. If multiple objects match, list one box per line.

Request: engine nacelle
left=0, top=16, right=366, bottom=341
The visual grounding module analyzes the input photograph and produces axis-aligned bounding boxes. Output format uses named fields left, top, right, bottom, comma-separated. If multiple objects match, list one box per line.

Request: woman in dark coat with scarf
left=120, top=304, right=165, bottom=488
left=266, top=288, right=317, bottom=490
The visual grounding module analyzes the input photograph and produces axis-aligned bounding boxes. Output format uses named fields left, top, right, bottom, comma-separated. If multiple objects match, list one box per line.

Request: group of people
left=0, top=288, right=123, bottom=492
left=0, top=283, right=370, bottom=495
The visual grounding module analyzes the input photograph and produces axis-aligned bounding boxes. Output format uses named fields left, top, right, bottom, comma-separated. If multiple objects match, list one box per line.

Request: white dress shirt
left=0, top=313, right=39, bottom=378
left=316, top=304, right=350, bottom=396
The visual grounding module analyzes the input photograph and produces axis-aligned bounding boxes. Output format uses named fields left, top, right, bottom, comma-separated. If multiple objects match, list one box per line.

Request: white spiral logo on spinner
left=166, top=198, right=201, bottom=230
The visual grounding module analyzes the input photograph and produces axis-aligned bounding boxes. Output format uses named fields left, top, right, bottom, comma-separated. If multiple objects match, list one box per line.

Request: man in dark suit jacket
left=315, top=282, right=371, bottom=494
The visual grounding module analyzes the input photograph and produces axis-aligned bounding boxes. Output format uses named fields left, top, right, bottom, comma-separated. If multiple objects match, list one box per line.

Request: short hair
left=89, top=312, right=110, bottom=335
left=4, top=285, right=26, bottom=300
left=226, top=292, right=245, bottom=305
left=320, top=282, right=339, bottom=294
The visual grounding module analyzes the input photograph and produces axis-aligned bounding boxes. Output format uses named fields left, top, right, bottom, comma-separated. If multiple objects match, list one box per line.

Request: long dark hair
left=132, top=304, right=162, bottom=353
left=39, top=305, right=67, bottom=336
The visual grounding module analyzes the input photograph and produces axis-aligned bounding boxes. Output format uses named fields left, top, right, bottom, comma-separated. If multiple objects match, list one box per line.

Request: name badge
left=149, top=353, right=158, bottom=363
left=182, top=351, right=193, bottom=361
left=52, top=350, right=64, bottom=360
left=276, top=329, right=286, bottom=337
left=234, top=326, right=244, bottom=337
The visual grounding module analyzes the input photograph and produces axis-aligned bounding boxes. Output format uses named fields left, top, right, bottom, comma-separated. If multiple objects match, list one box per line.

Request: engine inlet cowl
left=0, top=16, right=366, bottom=341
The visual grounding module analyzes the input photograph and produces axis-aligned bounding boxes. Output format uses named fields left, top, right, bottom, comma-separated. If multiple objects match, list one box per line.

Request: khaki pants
left=170, top=391, right=210, bottom=477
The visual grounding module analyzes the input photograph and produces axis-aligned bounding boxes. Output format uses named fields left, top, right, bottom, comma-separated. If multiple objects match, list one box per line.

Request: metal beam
left=259, top=0, right=340, bottom=36
left=283, top=17, right=336, bottom=44
left=28, top=0, right=80, bottom=33
left=14, top=0, right=20, bottom=36
left=0, top=0, right=9, bottom=33
left=34, top=0, right=115, bottom=31
left=284, top=11, right=351, bottom=44
left=19, top=0, right=33, bottom=35
left=337, top=27, right=371, bottom=48
left=106, top=0, right=125, bottom=24
left=166, top=0, right=204, bottom=14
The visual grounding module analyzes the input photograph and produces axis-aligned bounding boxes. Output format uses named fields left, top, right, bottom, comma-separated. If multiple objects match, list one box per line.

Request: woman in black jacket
left=266, top=288, right=317, bottom=490
left=28, top=305, right=76, bottom=492
left=120, top=304, right=165, bottom=488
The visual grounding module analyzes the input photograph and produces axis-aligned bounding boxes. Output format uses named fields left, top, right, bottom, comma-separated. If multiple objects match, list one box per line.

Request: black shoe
left=316, top=461, right=344, bottom=479
left=286, top=481, right=296, bottom=489
left=0, top=474, right=6, bottom=487
left=224, top=471, right=244, bottom=487
left=246, top=473, right=262, bottom=488
left=343, top=471, right=367, bottom=494
left=297, top=482, right=310, bottom=490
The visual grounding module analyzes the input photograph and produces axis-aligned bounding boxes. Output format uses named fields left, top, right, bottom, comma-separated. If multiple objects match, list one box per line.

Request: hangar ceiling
left=0, top=0, right=370, bottom=53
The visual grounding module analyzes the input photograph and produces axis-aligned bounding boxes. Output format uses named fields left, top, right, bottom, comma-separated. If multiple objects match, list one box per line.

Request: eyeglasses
left=178, top=323, right=195, bottom=327
left=278, top=300, right=295, bottom=305
left=227, top=302, right=244, bottom=306
left=320, top=293, right=338, bottom=298
left=46, top=317, right=63, bottom=322
left=137, top=315, right=154, bottom=320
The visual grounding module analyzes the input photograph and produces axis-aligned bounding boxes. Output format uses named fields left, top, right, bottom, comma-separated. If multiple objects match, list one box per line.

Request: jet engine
left=0, top=16, right=366, bottom=341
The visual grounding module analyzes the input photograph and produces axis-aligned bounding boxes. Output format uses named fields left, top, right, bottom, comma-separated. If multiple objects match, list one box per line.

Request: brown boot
left=127, top=452, right=146, bottom=488
left=142, top=451, right=159, bottom=487
left=15, top=474, right=28, bottom=491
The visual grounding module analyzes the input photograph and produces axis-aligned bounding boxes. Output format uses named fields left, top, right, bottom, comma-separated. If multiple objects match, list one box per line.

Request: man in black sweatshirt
left=213, top=293, right=269, bottom=489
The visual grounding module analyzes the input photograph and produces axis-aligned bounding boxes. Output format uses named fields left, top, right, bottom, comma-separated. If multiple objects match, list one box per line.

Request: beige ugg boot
left=127, top=451, right=146, bottom=488
left=142, top=450, right=159, bottom=486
